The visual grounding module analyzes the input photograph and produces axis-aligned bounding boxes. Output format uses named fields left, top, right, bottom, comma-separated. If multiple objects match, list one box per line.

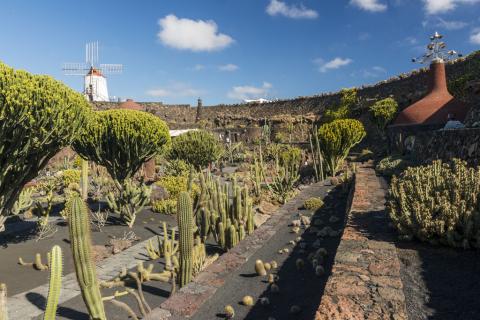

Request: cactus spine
left=0, top=283, right=7, bottom=320
left=68, top=195, right=106, bottom=320
left=43, top=245, right=63, bottom=320
left=177, top=192, right=194, bottom=287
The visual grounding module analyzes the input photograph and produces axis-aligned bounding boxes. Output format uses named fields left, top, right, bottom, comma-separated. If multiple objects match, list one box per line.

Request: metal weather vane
left=412, top=32, right=462, bottom=64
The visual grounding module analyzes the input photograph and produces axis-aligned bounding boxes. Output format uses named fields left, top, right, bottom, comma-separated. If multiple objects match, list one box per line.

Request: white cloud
left=471, top=29, right=480, bottom=44
left=227, top=82, right=272, bottom=101
left=435, top=17, right=468, bottom=30
left=266, top=0, right=318, bottom=19
left=157, top=15, right=234, bottom=52
left=358, top=66, right=387, bottom=78
left=193, top=64, right=205, bottom=71
left=219, top=64, right=239, bottom=72
left=358, top=32, right=372, bottom=41
left=314, top=57, right=353, bottom=73
left=423, top=0, right=480, bottom=15
left=147, top=82, right=204, bottom=98
left=350, top=0, right=387, bottom=12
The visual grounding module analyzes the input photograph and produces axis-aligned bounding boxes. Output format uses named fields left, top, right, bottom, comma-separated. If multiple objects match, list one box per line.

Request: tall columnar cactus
left=80, top=159, right=89, bottom=201
left=44, top=245, right=63, bottom=320
left=0, top=283, right=7, bottom=320
left=68, top=195, right=106, bottom=320
left=177, top=192, right=194, bottom=287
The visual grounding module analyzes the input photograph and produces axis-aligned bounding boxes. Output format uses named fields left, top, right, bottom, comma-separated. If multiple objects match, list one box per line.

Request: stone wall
left=410, top=127, right=480, bottom=165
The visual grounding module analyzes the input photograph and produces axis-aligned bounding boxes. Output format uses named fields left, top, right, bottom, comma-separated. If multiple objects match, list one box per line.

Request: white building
left=84, top=67, right=109, bottom=102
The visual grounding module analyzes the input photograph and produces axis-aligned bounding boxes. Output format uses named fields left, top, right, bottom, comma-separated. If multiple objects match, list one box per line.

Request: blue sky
left=0, top=0, right=479, bottom=105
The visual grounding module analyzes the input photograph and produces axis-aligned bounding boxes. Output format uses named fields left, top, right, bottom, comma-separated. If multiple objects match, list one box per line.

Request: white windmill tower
left=63, top=41, right=123, bottom=102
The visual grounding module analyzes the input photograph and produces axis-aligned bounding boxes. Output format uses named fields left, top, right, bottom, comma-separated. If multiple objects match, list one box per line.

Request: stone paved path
left=315, top=165, right=407, bottom=320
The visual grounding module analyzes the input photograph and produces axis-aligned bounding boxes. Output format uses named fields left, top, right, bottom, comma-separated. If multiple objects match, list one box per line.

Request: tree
left=73, top=109, right=171, bottom=227
left=170, top=130, right=223, bottom=169
left=318, top=119, right=366, bottom=176
left=0, top=62, right=90, bottom=230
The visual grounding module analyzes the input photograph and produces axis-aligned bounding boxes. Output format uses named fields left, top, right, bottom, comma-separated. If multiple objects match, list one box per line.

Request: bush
left=73, top=109, right=171, bottom=183
left=0, top=62, right=90, bottom=224
left=61, top=169, right=81, bottom=187
left=170, top=130, right=223, bottom=169
left=369, top=97, right=398, bottom=133
left=152, top=198, right=177, bottom=215
left=318, top=119, right=366, bottom=176
left=304, top=197, right=324, bottom=210
left=387, top=160, right=480, bottom=248
left=155, top=175, right=200, bottom=200
left=375, top=155, right=412, bottom=177
left=164, top=159, right=191, bottom=177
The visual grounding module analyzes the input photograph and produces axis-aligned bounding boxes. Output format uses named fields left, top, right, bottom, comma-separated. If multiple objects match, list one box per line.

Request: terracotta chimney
left=393, top=60, right=469, bottom=126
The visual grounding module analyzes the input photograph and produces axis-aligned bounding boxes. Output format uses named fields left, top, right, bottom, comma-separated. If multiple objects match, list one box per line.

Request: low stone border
left=9, top=235, right=156, bottom=319
left=147, top=182, right=325, bottom=319
left=315, top=165, right=407, bottom=320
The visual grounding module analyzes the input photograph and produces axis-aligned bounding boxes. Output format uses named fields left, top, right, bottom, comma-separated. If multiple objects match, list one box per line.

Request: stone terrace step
left=315, top=165, right=407, bottom=320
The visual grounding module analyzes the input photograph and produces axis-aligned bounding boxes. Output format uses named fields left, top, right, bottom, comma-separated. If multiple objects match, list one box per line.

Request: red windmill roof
left=119, top=99, right=143, bottom=111
left=87, top=67, right=104, bottom=77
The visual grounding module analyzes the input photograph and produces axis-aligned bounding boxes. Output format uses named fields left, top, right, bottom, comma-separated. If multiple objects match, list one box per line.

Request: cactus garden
left=2, top=6, right=480, bottom=319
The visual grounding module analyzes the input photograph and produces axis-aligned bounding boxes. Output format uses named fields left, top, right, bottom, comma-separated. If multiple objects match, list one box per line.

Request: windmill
left=63, top=41, right=123, bottom=102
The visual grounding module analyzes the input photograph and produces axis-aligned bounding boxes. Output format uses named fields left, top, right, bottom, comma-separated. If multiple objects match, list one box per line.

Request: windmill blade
left=100, top=64, right=123, bottom=74
left=63, top=62, right=89, bottom=75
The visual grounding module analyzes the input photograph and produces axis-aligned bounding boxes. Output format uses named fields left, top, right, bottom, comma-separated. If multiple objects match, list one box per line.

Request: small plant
left=255, top=260, right=267, bottom=276
left=170, top=130, right=223, bottom=169
left=106, top=179, right=151, bottom=228
left=304, top=197, right=324, bottom=210
left=266, top=164, right=300, bottom=204
left=356, top=148, right=374, bottom=162
left=242, top=296, right=254, bottom=306
left=164, top=159, right=191, bottom=177
left=376, top=155, right=413, bottom=177
left=317, top=119, right=366, bottom=176
left=12, top=187, right=34, bottom=215
left=90, top=210, right=109, bottom=232
left=388, top=159, right=480, bottom=248
left=61, top=169, right=81, bottom=188
left=224, top=305, right=235, bottom=319
left=152, top=198, right=178, bottom=215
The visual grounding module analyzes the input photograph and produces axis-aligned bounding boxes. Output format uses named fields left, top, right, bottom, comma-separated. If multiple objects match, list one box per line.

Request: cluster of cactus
left=387, top=159, right=480, bottom=248
left=44, top=245, right=63, bottom=320
left=145, top=222, right=179, bottom=271
left=67, top=194, right=107, bottom=320
left=18, top=253, right=49, bottom=271
left=0, top=61, right=90, bottom=230
left=266, top=163, right=300, bottom=205
left=106, top=179, right=151, bottom=228
left=317, top=119, right=366, bottom=176
left=195, top=173, right=254, bottom=251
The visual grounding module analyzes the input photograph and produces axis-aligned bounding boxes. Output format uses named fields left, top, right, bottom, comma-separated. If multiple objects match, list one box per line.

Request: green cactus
left=169, top=130, right=223, bottom=169
left=80, top=159, right=89, bottom=200
left=12, top=188, right=34, bottom=216
left=68, top=195, right=106, bottom=320
left=177, top=192, right=194, bottom=287
left=0, top=283, right=7, bottom=320
left=43, top=245, right=63, bottom=320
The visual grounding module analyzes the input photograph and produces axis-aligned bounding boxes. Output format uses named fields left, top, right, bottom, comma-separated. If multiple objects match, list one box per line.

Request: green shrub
left=61, top=169, right=81, bottom=187
left=304, top=197, right=324, bottom=210
left=156, top=175, right=200, bottom=200
left=73, top=109, right=171, bottom=183
left=170, top=130, right=223, bottom=169
left=318, top=119, right=366, bottom=176
left=0, top=62, right=90, bottom=224
left=369, top=97, right=398, bottom=133
left=375, top=155, right=412, bottom=177
left=164, top=159, right=191, bottom=177
left=356, top=148, right=374, bottom=162
left=387, top=159, right=480, bottom=248
left=279, top=146, right=302, bottom=168
left=152, top=198, right=177, bottom=215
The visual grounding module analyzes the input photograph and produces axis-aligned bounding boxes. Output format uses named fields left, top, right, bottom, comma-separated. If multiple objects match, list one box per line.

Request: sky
left=0, top=0, right=479, bottom=105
